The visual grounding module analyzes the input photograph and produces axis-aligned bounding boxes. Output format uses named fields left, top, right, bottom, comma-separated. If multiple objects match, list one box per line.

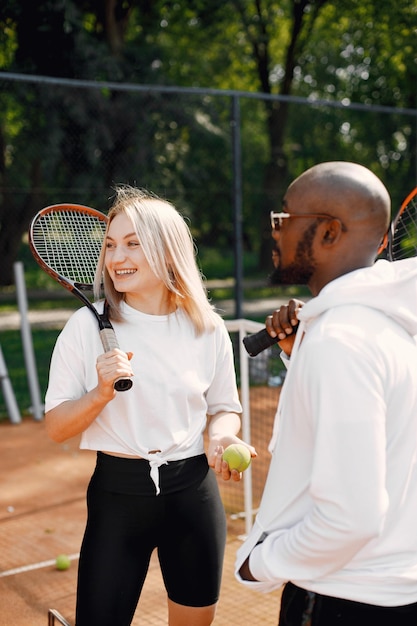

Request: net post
left=225, top=318, right=264, bottom=537
left=14, top=261, right=44, bottom=421
left=238, top=320, right=254, bottom=537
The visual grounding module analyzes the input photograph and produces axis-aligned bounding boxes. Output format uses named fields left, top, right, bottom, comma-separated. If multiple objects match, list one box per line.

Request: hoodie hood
left=297, top=258, right=417, bottom=337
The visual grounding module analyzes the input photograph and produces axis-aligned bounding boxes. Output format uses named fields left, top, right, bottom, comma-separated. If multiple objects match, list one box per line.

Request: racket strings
left=390, top=191, right=417, bottom=261
left=32, top=210, right=107, bottom=285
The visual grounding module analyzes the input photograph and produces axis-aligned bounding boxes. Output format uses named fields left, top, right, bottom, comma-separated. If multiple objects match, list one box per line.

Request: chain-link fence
left=1, top=71, right=416, bottom=292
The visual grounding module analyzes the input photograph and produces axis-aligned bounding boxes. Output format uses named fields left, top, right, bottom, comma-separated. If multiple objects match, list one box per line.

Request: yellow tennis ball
left=222, top=444, right=251, bottom=472
left=55, top=554, right=71, bottom=571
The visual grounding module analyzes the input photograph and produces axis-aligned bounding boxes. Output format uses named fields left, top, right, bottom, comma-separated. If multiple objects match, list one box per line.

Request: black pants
left=75, top=453, right=226, bottom=626
left=279, top=582, right=417, bottom=626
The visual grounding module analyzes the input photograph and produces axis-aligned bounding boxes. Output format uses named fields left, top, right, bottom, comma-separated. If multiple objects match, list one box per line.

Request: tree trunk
left=0, top=161, right=44, bottom=287
left=257, top=0, right=329, bottom=272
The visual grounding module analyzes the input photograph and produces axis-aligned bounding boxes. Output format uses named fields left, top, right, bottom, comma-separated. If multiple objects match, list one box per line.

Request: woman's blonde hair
left=94, top=185, right=221, bottom=335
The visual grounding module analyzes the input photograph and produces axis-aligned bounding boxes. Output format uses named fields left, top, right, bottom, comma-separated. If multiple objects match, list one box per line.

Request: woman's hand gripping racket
left=29, top=203, right=133, bottom=391
left=244, top=187, right=417, bottom=357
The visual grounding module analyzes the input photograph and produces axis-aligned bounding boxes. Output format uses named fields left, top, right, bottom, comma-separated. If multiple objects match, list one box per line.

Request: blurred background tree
left=0, top=0, right=416, bottom=285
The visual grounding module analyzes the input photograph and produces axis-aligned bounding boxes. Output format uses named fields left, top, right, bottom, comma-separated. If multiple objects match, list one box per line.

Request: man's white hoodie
left=235, top=258, right=417, bottom=606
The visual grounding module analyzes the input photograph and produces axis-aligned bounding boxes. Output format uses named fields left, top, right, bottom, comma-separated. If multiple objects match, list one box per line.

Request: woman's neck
left=124, top=291, right=176, bottom=316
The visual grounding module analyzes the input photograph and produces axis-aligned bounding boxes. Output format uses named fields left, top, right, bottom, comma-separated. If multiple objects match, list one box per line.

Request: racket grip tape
left=99, top=328, right=133, bottom=391
left=243, top=328, right=279, bottom=357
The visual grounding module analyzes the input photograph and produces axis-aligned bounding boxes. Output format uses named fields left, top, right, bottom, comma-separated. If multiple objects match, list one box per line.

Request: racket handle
left=243, top=328, right=279, bottom=357
left=99, top=328, right=133, bottom=391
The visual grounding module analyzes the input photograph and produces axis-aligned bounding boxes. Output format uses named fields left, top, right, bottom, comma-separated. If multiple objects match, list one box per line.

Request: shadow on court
left=0, top=419, right=281, bottom=625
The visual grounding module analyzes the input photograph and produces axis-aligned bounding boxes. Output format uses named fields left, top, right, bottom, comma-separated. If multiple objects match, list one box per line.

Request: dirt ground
left=0, top=418, right=282, bottom=626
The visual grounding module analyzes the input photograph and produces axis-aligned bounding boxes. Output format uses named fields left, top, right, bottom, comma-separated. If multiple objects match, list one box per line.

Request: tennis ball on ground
left=222, top=444, right=251, bottom=472
left=55, top=554, right=71, bottom=571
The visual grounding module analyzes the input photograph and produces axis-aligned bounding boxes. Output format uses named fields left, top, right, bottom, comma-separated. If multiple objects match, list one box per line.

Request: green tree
left=0, top=1, right=236, bottom=284
left=155, top=0, right=417, bottom=263
left=0, top=0, right=416, bottom=285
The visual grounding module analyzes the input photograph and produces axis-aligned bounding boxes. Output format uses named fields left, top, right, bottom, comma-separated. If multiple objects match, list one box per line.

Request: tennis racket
left=387, top=187, right=417, bottom=261
left=243, top=187, right=417, bottom=357
left=29, top=203, right=133, bottom=391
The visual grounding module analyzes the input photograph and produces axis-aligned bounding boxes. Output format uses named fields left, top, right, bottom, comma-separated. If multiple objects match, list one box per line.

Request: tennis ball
left=222, top=444, right=251, bottom=472
left=55, top=554, right=71, bottom=571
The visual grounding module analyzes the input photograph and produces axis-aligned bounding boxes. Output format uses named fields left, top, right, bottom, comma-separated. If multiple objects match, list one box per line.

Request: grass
left=0, top=328, right=60, bottom=421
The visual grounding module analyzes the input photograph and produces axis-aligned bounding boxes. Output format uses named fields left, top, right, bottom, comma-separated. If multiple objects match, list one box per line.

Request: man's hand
left=239, top=556, right=258, bottom=581
left=265, top=298, right=304, bottom=356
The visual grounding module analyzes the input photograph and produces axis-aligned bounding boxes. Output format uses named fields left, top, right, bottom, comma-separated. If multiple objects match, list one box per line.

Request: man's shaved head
left=272, top=162, right=392, bottom=295
left=288, top=161, right=390, bottom=236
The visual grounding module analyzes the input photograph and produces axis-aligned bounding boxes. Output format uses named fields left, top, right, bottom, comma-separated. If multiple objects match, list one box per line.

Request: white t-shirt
left=45, top=301, right=242, bottom=492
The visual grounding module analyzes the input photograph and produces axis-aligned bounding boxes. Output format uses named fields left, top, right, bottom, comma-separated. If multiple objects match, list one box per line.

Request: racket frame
left=388, top=186, right=417, bottom=261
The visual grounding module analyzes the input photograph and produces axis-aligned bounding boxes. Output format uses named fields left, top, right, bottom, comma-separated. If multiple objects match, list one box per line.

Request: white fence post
left=14, top=262, right=43, bottom=421
left=226, top=318, right=264, bottom=537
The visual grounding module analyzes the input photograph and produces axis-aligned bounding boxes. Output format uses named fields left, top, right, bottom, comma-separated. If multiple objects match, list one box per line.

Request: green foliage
left=0, top=0, right=416, bottom=286
left=0, top=328, right=59, bottom=421
left=198, top=247, right=259, bottom=279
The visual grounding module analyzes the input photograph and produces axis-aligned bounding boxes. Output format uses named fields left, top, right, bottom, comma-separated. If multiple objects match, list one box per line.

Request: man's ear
left=321, top=219, right=343, bottom=246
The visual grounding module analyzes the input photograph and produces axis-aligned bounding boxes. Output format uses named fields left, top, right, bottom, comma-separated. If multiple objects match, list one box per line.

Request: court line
left=0, top=553, right=79, bottom=577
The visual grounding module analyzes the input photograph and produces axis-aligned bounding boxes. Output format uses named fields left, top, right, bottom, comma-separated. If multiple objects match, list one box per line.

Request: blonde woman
left=44, top=186, right=255, bottom=626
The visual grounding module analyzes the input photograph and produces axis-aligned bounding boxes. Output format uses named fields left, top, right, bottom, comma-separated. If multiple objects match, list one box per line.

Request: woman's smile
left=114, top=268, right=137, bottom=276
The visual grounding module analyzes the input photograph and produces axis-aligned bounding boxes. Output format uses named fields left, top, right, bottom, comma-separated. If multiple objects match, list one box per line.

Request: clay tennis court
left=0, top=387, right=283, bottom=626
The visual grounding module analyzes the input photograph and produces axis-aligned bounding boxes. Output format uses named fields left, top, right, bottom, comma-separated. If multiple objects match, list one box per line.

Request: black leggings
left=279, top=582, right=417, bottom=626
left=75, top=453, right=226, bottom=626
